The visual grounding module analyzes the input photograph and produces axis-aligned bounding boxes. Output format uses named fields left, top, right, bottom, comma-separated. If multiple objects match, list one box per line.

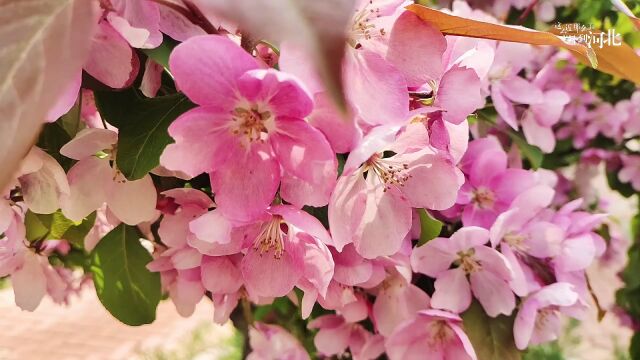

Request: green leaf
left=24, top=210, right=95, bottom=247
left=462, top=301, right=522, bottom=360
left=606, top=170, right=637, bottom=198
left=141, top=40, right=177, bottom=71
left=94, top=88, right=196, bottom=180
left=507, top=131, right=544, bottom=170
left=90, top=224, right=161, bottom=326
left=417, top=209, right=442, bottom=246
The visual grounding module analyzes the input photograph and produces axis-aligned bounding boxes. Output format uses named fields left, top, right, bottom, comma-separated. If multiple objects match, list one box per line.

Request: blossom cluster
left=0, top=0, right=636, bottom=358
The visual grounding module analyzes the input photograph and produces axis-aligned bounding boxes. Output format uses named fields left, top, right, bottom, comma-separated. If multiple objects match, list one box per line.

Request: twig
left=518, top=0, right=540, bottom=24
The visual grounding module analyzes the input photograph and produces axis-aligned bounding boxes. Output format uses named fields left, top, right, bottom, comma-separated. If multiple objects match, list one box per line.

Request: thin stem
left=518, top=0, right=540, bottom=25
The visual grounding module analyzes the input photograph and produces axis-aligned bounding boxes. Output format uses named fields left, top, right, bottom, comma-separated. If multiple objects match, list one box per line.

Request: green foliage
left=94, top=88, right=196, bottom=180
left=417, top=209, right=442, bottom=246
left=90, top=224, right=161, bottom=326
left=37, top=101, right=84, bottom=171
left=24, top=210, right=95, bottom=248
left=462, top=301, right=522, bottom=360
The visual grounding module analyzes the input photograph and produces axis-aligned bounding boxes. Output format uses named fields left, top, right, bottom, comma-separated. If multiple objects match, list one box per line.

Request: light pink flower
left=17, top=147, right=69, bottom=214
left=160, top=35, right=336, bottom=221
left=239, top=205, right=334, bottom=299
left=372, top=273, right=430, bottom=336
left=60, top=128, right=158, bottom=225
left=248, top=322, right=310, bottom=360
left=457, top=137, right=539, bottom=228
left=385, top=309, right=477, bottom=360
left=513, top=283, right=578, bottom=349
left=619, top=154, right=640, bottom=191
left=329, top=126, right=462, bottom=259
left=411, top=227, right=515, bottom=316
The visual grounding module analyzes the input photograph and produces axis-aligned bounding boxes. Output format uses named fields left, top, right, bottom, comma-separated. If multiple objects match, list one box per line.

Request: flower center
left=231, top=107, right=272, bottom=143
left=473, top=187, right=495, bottom=209
left=349, top=1, right=386, bottom=47
left=365, top=153, right=411, bottom=192
left=253, top=216, right=286, bottom=259
left=534, top=307, right=558, bottom=331
left=457, top=249, right=481, bottom=274
left=504, top=231, right=528, bottom=252
left=427, top=320, right=455, bottom=347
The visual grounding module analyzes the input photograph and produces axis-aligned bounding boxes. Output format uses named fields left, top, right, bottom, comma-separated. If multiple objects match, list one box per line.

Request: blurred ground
left=0, top=288, right=237, bottom=360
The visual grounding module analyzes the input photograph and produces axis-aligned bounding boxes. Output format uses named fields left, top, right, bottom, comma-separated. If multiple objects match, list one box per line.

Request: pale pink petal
left=170, top=273, right=204, bottom=317
left=500, top=76, right=544, bottom=105
left=328, top=173, right=367, bottom=251
left=314, top=324, right=351, bottom=356
left=158, top=3, right=206, bottom=41
left=171, top=248, right=202, bottom=269
left=514, top=300, right=538, bottom=350
left=201, top=256, right=243, bottom=294
left=307, top=92, right=361, bottom=154
left=12, top=253, right=47, bottom=311
left=373, top=279, right=430, bottom=336
left=450, top=226, right=490, bottom=250
left=161, top=107, right=240, bottom=178
left=386, top=12, right=446, bottom=86
left=354, top=183, right=412, bottom=259
left=269, top=205, right=332, bottom=246
left=470, top=269, right=515, bottom=317
left=299, top=233, right=334, bottom=297
left=107, top=173, right=157, bottom=225
left=474, top=245, right=513, bottom=281
left=280, top=173, right=334, bottom=208
left=140, top=58, right=163, bottom=98
left=271, top=118, right=336, bottom=184
left=60, top=158, right=111, bottom=222
left=108, top=0, right=162, bottom=48
left=169, top=35, right=258, bottom=107
left=19, top=148, right=69, bottom=214
left=491, top=84, right=518, bottom=129
left=237, top=69, right=313, bottom=118
left=46, top=71, right=81, bottom=122
left=211, top=143, right=279, bottom=222
left=431, top=268, right=472, bottom=313
left=60, top=128, right=118, bottom=161
left=85, top=21, right=139, bottom=89
left=410, top=238, right=458, bottom=277
left=533, top=282, right=579, bottom=308
left=344, top=48, right=409, bottom=126
left=501, top=245, right=529, bottom=296
left=158, top=206, right=204, bottom=248
left=189, top=209, right=233, bottom=245
left=555, top=235, right=596, bottom=272
left=241, top=236, right=304, bottom=298
left=522, top=112, right=556, bottom=153
left=531, top=89, right=570, bottom=127
left=435, top=66, right=484, bottom=125
left=402, top=154, right=460, bottom=210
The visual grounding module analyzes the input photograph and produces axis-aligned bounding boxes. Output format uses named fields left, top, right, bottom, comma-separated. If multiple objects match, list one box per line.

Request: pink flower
left=387, top=12, right=485, bottom=125
left=309, top=314, right=385, bottom=360
left=329, top=126, right=462, bottom=259
left=513, top=283, right=578, bottom=349
left=521, top=89, right=570, bottom=153
left=411, top=227, right=515, bottom=316
left=385, top=309, right=477, bottom=360
left=16, top=147, right=69, bottom=214
left=248, top=322, right=310, bottom=360
left=239, top=205, right=334, bottom=299
left=457, top=137, right=539, bottom=228
left=59, top=128, right=158, bottom=225
left=372, top=273, right=430, bottom=336
left=160, top=35, right=336, bottom=221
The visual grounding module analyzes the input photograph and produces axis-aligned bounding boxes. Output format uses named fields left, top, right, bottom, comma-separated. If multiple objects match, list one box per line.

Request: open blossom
left=385, top=309, right=477, bottom=360
left=239, top=205, right=334, bottom=299
left=16, top=147, right=70, bottom=215
left=160, top=35, right=336, bottom=221
left=248, top=322, right=310, bottom=360
left=514, top=283, right=578, bottom=349
left=59, top=128, right=158, bottom=225
left=411, top=227, right=515, bottom=316
left=329, top=125, right=462, bottom=259
left=457, top=137, right=541, bottom=228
